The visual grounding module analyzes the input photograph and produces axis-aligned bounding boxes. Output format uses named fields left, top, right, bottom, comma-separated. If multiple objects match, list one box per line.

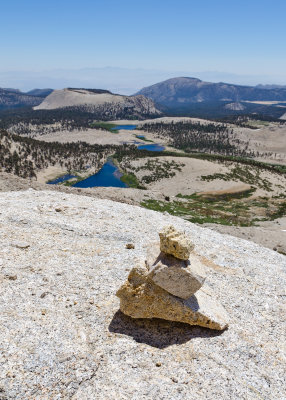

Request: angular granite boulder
left=116, top=263, right=229, bottom=330
left=159, top=225, right=194, bottom=260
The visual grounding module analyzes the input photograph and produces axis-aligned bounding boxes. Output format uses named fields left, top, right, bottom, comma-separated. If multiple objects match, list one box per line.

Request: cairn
left=116, top=225, right=229, bottom=330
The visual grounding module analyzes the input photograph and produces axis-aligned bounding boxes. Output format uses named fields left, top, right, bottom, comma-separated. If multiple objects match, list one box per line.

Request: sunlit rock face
left=34, top=88, right=162, bottom=119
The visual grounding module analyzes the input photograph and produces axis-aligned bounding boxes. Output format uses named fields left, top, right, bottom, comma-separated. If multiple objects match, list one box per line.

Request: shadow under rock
left=108, top=310, right=226, bottom=349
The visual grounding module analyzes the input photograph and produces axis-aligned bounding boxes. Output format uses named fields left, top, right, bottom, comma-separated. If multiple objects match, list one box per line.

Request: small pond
left=111, top=125, right=137, bottom=131
left=73, top=160, right=127, bottom=188
left=111, top=125, right=165, bottom=151
left=47, top=174, right=77, bottom=185
left=137, top=144, right=165, bottom=152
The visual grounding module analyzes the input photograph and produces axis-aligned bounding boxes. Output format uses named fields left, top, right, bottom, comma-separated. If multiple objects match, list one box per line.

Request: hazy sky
left=1, top=0, right=286, bottom=89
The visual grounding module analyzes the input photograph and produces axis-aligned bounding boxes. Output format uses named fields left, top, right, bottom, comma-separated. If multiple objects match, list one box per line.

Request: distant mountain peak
left=136, top=77, right=286, bottom=107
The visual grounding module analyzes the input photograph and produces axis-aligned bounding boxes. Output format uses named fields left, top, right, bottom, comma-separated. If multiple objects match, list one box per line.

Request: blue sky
left=1, top=0, right=286, bottom=90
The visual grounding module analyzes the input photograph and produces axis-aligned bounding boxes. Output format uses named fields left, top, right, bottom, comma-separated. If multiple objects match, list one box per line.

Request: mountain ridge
left=136, top=76, right=286, bottom=106
left=0, top=88, right=44, bottom=110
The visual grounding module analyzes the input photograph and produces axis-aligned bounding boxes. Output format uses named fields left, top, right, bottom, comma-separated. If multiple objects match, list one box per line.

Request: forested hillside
left=138, top=121, right=260, bottom=157
left=0, top=130, right=118, bottom=179
left=0, top=88, right=43, bottom=110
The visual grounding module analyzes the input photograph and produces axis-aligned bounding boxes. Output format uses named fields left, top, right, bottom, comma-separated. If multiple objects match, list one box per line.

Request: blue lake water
left=47, top=174, right=76, bottom=184
left=137, top=144, right=165, bottom=152
left=112, top=125, right=137, bottom=130
left=111, top=125, right=165, bottom=151
left=47, top=130, right=165, bottom=188
left=73, top=160, right=127, bottom=188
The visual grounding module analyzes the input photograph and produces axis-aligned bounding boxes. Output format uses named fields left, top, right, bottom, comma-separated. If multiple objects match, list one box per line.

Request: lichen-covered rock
left=148, top=252, right=206, bottom=299
left=159, top=225, right=194, bottom=260
left=116, top=264, right=228, bottom=330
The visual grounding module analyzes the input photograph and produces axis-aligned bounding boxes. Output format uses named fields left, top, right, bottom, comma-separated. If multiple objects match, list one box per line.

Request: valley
left=1, top=81, right=286, bottom=255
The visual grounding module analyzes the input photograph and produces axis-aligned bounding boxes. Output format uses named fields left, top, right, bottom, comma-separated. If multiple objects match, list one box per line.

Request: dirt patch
left=197, top=184, right=252, bottom=199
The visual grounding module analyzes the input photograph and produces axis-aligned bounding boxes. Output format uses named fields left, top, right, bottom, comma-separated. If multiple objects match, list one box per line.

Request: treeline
left=0, top=108, right=98, bottom=136
left=213, top=115, right=286, bottom=127
left=67, top=88, right=112, bottom=94
left=138, top=121, right=241, bottom=156
left=0, top=103, right=158, bottom=137
left=138, top=120, right=284, bottom=159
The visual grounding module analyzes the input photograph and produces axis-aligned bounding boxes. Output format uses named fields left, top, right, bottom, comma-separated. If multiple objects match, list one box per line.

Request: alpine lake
left=47, top=125, right=165, bottom=188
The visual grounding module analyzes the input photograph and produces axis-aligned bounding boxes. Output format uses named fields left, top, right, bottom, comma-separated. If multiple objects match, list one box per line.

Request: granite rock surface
left=0, top=190, right=285, bottom=399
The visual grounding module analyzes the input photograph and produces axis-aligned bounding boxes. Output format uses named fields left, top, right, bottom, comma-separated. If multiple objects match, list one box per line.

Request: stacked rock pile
left=116, top=225, right=229, bottom=330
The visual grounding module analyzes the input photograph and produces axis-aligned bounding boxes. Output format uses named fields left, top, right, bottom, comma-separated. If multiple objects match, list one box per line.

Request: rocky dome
left=34, top=88, right=162, bottom=119
left=0, top=190, right=285, bottom=399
